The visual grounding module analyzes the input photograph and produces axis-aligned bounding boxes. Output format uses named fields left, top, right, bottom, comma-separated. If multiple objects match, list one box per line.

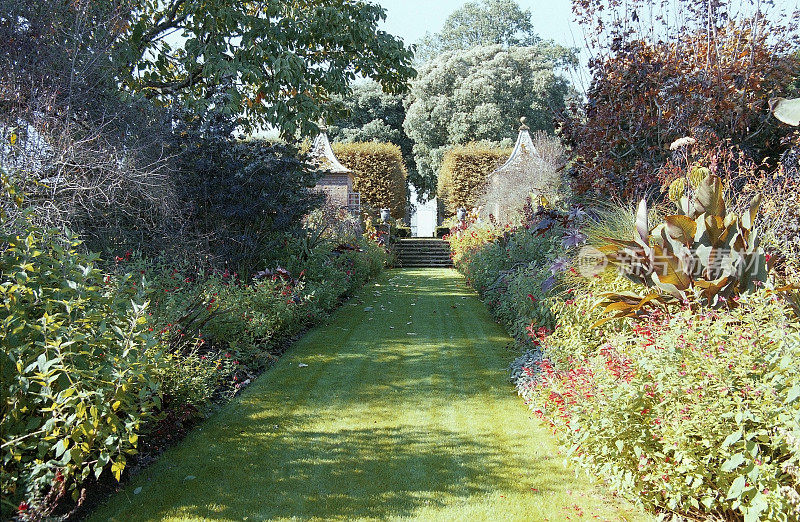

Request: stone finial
left=519, top=116, right=529, bottom=131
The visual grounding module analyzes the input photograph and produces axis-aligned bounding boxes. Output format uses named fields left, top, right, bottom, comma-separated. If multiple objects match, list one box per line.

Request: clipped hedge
left=394, top=226, right=411, bottom=238
left=333, top=142, right=407, bottom=218
left=437, top=144, right=510, bottom=216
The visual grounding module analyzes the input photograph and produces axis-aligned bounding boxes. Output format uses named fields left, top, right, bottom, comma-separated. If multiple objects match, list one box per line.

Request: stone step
left=396, top=249, right=451, bottom=255
left=395, top=239, right=453, bottom=268
left=398, top=263, right=453, bottom=268
left=396, top=251, right=451, bottom=256
left=396, top=244, right=450, bottom=249
left=396, top=247, right=450, bottom=252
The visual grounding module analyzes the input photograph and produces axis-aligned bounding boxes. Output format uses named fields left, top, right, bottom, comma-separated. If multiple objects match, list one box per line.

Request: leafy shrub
left=333, top=142, right=407, bottom=218
left=1, top=198, right=387, bottom=517
left=447, top=221, right=508, bottom=273
left=170, top=128, right=323, bottom=275
left=564, top=1, right=799, bottom=197
left=448, top=204, right=588, bottom=348
left=524, top=292, right=800, bottom=520
left=596, top=172, right=771, bottom=321
left=1, top=218, right=163, bottom=516
left=437, top=144, right=510, bottom=216
left=451, top=189, right=800, bottom=520
left=303, top=205, right=364, bottom=245
left=394, top=226, right=411, bottom=238
left=121, top=233, right=388, bottom=410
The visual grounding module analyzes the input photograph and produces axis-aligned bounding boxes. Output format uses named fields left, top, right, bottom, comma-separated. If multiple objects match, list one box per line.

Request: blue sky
left=375, top=0, right=581, bottom=50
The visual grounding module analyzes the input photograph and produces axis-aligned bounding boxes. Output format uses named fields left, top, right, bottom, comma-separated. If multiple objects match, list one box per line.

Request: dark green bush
left=170, top=126, right=323, bottom=275
left=394, top=226, right=412, bottom=238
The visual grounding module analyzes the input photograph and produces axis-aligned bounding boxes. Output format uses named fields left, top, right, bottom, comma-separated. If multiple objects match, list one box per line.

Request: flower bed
left=1, top=212, right=387, bottom=518
left=449, top=185, right=800, bottom=520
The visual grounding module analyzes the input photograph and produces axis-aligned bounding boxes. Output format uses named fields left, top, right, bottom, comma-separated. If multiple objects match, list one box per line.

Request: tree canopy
left=2, top=0, right=416, bottom=138
left=416, top=0, right=541, bottom=62
left=328, top=81, right=417, bottom=190
left=404, top=44, right=576, bottom=197
left=116, top=0, right=416, bottom=137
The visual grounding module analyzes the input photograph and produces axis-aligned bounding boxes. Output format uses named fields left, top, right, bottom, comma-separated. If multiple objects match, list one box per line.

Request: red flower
left=527, top=294, right=537, bottom=302
left=18, top=502, right=28, bottom=512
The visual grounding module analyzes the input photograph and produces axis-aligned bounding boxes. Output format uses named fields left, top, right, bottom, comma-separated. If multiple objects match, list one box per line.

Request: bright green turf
left=89, top=269, right=650, bottom=522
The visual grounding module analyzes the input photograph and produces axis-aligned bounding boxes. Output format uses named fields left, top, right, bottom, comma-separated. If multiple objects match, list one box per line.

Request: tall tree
left=404, top=44, right=576, bottom=197
left=416, top=0, right=541, bottom=61
left=1, top=0, right=415, bottom=138
left=327, top=81, right=418, bottom=189
left=115, top=0, right=416, bottom=137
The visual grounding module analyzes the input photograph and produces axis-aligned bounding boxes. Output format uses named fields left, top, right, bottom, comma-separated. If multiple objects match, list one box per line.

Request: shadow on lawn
left=94, top=268, right=558, bottom=520
left=152, top=419, right=573, bottom=521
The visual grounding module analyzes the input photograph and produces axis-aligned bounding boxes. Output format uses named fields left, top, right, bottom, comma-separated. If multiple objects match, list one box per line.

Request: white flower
left=669, top=137, right=697, bottom=151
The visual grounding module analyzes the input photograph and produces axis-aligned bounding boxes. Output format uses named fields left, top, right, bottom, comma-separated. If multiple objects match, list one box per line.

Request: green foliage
left=112, top=0, right=416, bottom=136
left=328, top=81, right=418, bottom=189
left=526, top=291, right=800, bottom=520
left=1, top=218, right=163, bottom=514
left=393, top=226, right=411, bottom=238
left=128, top=235, right=388, bottom=402
left=416, top=0, right=542, bottom=61
left=447, top=208, right=582, bottom=349
left=170, top=128, right=323, bottom=275
left=449, top=185, right=800, bottom=519
left=404, top=44, right=576, bottom=197
left=1, top=191, right=386, bottom=514
left=596, top=173, right=771, bottom=321
left=437, top=144, right=510, bottom=216
left=333, top=142, right=407, bottom=218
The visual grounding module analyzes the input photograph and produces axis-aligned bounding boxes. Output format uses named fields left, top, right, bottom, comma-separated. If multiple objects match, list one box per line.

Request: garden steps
left=395, top=238, right=453, bottom=268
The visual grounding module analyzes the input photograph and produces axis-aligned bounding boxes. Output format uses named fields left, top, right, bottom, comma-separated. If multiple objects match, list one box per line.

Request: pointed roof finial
left=492, top=118, right=540, bottom=175
left=310, top=120, right=350, bottom=174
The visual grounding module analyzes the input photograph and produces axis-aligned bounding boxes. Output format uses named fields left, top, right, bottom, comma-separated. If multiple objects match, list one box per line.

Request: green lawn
left=89, top=269, right=649, bottom=521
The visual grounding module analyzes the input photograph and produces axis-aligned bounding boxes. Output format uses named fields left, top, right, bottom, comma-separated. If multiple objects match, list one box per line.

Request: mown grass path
left=90, top=269, right=648, bottom=522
